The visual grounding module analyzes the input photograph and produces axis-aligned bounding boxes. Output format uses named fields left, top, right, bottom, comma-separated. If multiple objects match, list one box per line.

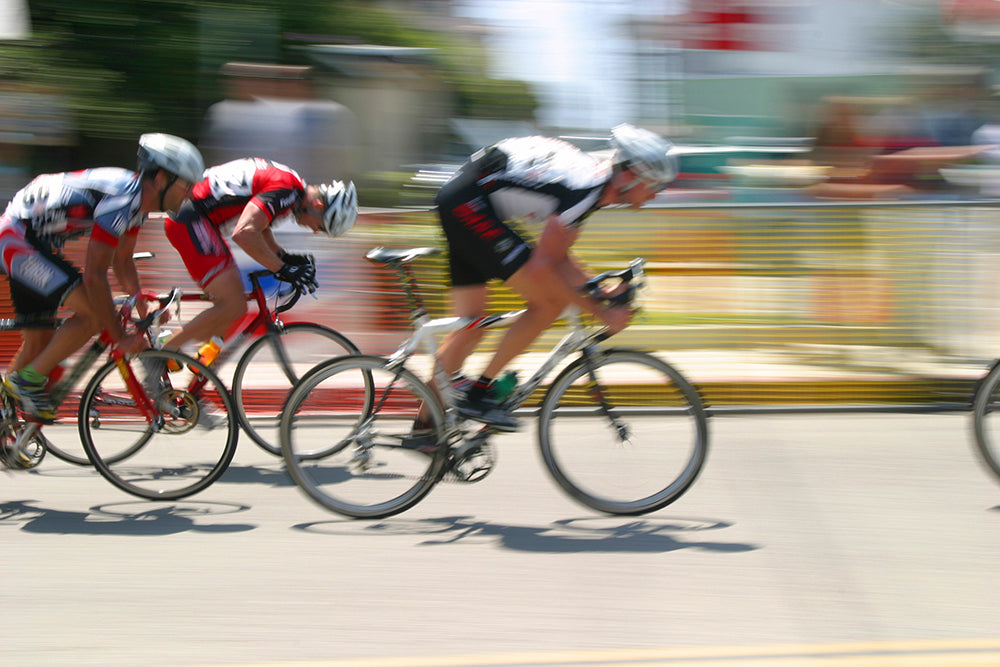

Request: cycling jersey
left=436, top=136, right=610, bottom=285
left=0, top=168, right=145, bottom=316
left=2, top=168, right=144, bottom=249
left=185, top=158, right=307, bottom=227
left=474, top=136, right=610, bottom=234
left=167, top=158, right=307, bottom=289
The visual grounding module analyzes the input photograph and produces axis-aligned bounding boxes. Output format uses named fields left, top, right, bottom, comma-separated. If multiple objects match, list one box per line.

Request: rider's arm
left=111, top=229, right=147, bottom=318
left=534, top=216, right=599, bottom=317
left=83, top=237, right=146, bottom=353
left=534, top=215, right=632, bottom=332
left=231, top=203, right=284, bottom=272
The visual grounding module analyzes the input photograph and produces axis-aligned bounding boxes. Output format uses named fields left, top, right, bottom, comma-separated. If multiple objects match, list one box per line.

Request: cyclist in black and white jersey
left=0, top=133, right=204, bottom=422
left=431, top=123, right=678, bottom=431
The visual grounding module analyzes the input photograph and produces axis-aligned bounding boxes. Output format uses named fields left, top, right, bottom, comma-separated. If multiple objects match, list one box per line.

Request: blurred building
left=200, top=62, right=359, bottom=183
left=0, top=0, right=28, bottom=40
left=300, top=45, right=452, bottom=173
left=0, top=2, right=74, bottom=202
left=445, top=0, right=995, bottom=143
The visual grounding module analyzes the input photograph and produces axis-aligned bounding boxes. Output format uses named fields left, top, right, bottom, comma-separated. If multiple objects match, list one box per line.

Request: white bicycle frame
left=382, top=257, right=645, bottom=418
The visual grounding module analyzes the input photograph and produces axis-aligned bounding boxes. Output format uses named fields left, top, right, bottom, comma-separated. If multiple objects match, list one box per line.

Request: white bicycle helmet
left=137, top=133, right=205, bottom=184
left=610, top=123, right=678, bottom=189
left=317, top=180, right=358, bottom=238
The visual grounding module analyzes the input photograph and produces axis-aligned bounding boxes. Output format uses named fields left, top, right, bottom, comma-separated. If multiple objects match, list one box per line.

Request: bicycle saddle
left=365, top=246, right=440, bottom=265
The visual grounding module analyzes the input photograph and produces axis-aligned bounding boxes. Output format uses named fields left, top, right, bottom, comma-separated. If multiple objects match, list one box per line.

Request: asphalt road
left=2, top=413, right=999, bottom=667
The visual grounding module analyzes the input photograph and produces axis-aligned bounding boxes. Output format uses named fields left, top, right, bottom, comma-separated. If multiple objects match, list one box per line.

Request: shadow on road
left=0, top=499, right=256, bottom=535
left=214, top=463, right=294, bottom=487
left=293, top=515, right=759, bottom=554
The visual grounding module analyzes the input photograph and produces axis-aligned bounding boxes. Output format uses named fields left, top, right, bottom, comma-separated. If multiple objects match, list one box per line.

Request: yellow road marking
left=188, top=638, right=1000, bottom=667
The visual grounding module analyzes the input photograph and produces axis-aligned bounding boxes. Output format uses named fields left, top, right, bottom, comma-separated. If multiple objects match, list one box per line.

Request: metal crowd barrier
left=2, top=200, right=997, bottom=409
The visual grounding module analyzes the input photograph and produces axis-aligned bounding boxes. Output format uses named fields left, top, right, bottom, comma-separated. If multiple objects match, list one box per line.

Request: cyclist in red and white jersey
left=159, top=157, right=357, bottom=354
left=431, top=124, right=678, bottom=432
left=0, top=133, right=204, bottom=422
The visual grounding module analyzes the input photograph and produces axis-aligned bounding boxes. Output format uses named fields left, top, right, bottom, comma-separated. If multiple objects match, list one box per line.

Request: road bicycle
left=970, top=360, right=1000, bottom=483
left=170, top=266, right=363, bottom=456
left=0, top=259, right=358, bottom=467
left=0, top=315, right=62, bottom=470
left=1, top=290, right=240, bottom=501
left=82, top=262, right=363, bottom=499
left=279, top=246, right=709, bottom=519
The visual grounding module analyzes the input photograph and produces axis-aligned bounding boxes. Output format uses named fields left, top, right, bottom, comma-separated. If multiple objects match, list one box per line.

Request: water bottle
left=193, top=336, right=224, bottom=372
left=487, top=370, right=518, bottom=402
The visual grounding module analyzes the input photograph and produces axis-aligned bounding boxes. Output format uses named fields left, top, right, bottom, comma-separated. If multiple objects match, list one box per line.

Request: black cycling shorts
left=0, top=218, right=81, bottom=318
left=435, top=164, right=532, bottom=287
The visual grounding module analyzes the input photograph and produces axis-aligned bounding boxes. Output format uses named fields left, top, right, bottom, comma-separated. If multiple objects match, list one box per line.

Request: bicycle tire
left=232, top=322, right=362, bottom=456
left=971, top=360, right=1000, bottom=483
left=28, top=405, right=149, bottom=467
left=0, top=388, right=118, bottom=467
left=38, top=430, right=94, bottom=466
left=79, top=349, right=239, bottom=500
left=0, top=420, right=45, bottom=469
left=538, top=348, right=708, bottom=515
left=280, top=354, right=448, bottom=519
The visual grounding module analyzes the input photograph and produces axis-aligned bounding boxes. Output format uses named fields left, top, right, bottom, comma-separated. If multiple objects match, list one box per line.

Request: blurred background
left=4, top=0, right=1000, bottom=405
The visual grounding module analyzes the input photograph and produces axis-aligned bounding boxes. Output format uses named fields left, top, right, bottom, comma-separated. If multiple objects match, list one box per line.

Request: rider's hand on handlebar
left=276, top=262, right=318, bottom=294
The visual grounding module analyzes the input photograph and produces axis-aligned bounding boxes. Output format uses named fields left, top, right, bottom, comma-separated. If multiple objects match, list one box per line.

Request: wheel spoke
left=280, top=354, right=447, bottom=519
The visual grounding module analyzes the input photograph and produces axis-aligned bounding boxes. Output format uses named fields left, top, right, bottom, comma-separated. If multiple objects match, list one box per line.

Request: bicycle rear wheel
left=538, top=349, right=708, bottom=515
left=971, top=361, right=1000, bottom=483
left=280, top=354, right=448, bottom=519
left=0, top=420, right=45, bottom=469
left=1, top=382, right=118, bottom=467
left=79, top=349, right=239, bottom=500
left=232, top=322, right=362, bottom=456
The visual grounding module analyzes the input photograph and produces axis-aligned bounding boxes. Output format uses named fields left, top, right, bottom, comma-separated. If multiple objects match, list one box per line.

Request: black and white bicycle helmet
left=317, top=180, right=358, bottom=238
left=137, top=133, right=205, bottom=184
left=610, top=123, right=678, bottom=189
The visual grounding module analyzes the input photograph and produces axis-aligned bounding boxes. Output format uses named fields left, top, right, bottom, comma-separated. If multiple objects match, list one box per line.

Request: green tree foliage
left=0, top=0, right=535, bottom=167
left=880, top=9, right=1000, bottom=69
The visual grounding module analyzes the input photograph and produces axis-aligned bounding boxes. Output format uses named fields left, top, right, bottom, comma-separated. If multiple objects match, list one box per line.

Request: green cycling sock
left=19, top=366, right=46, bottom=384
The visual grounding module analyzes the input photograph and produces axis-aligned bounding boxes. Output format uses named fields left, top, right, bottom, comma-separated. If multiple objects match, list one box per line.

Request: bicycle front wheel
left=971, top=361, right=1000, bottom=483
left=280, top=354, right=448, bottom=519
left=232, top=322, right=362, bottom=456
left=538, top=349, right=708, bottom=515
left=79, top=349, right=239, bottom=500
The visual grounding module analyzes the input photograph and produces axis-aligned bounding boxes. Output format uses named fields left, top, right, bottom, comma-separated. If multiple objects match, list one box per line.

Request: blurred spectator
left=808, top=99, right=872, bottom=170
left=920, top=81, right=990, bottom=147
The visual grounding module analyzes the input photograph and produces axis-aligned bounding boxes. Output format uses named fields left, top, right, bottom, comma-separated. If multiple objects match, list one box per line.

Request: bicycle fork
left=578, top=347, right=631, bottom=444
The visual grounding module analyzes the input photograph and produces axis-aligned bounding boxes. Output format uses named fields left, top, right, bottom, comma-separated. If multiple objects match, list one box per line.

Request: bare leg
left=26, top=286, right=100, bottom=376
left=479, top=261, right=570, bottom=379
left=163, top=266, right=247, bottom=352
left=415, top=285, right=488, bottom=427
left=434, top=284, right=489, bottom=375
left=8, top=330, right=55, bottom=373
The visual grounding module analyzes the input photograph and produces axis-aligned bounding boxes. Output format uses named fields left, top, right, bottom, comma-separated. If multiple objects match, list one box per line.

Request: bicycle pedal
left=448, top=440, right=495, bottom=483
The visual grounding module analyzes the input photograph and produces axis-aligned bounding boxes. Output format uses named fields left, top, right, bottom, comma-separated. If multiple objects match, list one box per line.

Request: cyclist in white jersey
left=429, top=124, right=678, bottom=431
left=0, top=133, right=204, bottom=423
